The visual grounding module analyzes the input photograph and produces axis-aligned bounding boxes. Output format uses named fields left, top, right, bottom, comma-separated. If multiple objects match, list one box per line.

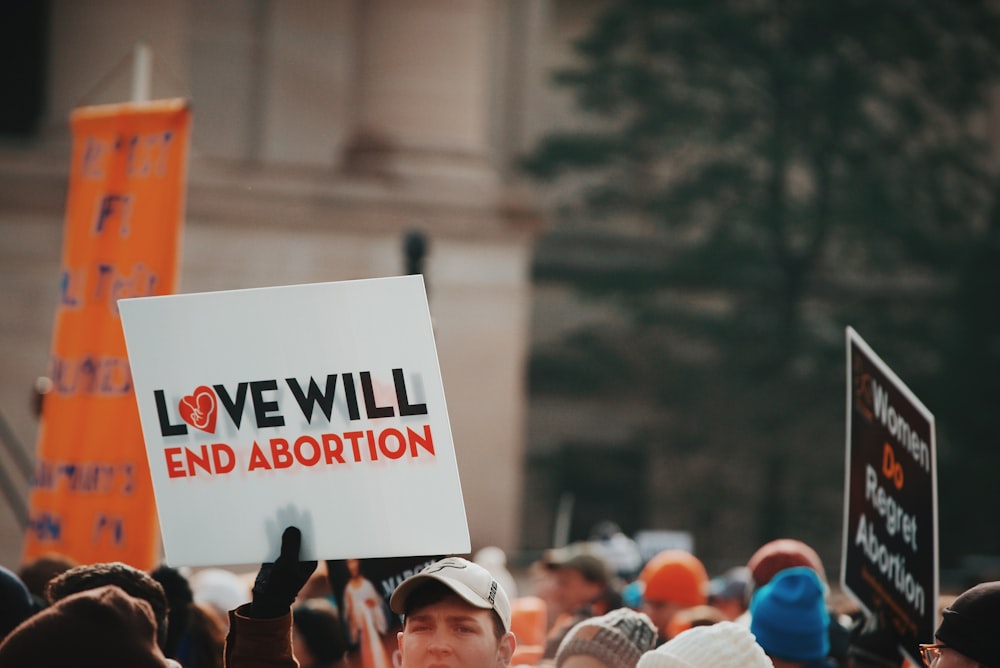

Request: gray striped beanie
left=555, top=608, right=658, bottom=668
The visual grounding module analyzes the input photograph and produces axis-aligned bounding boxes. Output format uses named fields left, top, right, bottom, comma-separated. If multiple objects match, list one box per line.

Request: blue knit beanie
left=750, top=566, right=830, bottom=662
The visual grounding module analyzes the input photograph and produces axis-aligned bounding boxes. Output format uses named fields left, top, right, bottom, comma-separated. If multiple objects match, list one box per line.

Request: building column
left=343, top=0, right=496, bottom=184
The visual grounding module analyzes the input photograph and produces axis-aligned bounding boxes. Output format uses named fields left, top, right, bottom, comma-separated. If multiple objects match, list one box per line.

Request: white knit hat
left=636, top=621, right=773, bottom=668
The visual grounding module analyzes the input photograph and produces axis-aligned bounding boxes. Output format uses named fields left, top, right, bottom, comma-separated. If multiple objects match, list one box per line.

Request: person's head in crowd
left=45, top=560, right=170, bottom=653
left=17, top=553, right=76, bottom=604
left=589, top=521, right=643, bottom=581
left=0, top=566, right=35, bottom=642
left=622, top=579, right=644, bottom=610
left=151, top=564, right=225, bottom=668
left=747, top=539, right=826, bottom=592
left=635, top=620, right=773, bottom=668
left=638, top=550, right=709, bottom=641
left=664, top=604, right=726, bottom=639
left=476, top=545, right=520, bottom=601
left=707, top=566, right=752, bottom=620
left=745, top=539, right=852, bottom=663
left=0, top=584, right=182, bottom=667
left=541, top=544, right=623, bottom=661
left=293, top=598, right=348, bottom=668
left=922, top=580, right=1000, bottom=668
left=554, top=608, right=658, bottom=668
left=389, top=556, right=516, bottom=668
left=182, top=604, right=228, bottom=668
left=189, top=567, right=251, bottom=633
left=150, top=564, right=195, bottom=658
left=543, top=543, right=614, bottom=617
left=750, top=566, right=830, bottom=667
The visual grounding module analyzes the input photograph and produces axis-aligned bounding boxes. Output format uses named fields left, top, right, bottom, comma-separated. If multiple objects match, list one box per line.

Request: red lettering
left=270, top=438, right=293, bottom=469
left=212, top=443, right=236, bottom=474
left=882, top=442, right=895, bottom=478
left=882, top=442, right=904, bottom=490
left=408, top=425, right=435, bottom=456
left=248, top=441, right=272, bottom=471
left=187, top=445, right=213, bottom=476
left=294, top=435, right=320, bottom=466
left=379, top=428, right=406, bottom=459
left=243, top=426, right=435, bottom=472
left=343, top=431, right=364, bottom=462
left=165, top=447, right=186, bottom=478
left=322, top=433, right=345, bottom=464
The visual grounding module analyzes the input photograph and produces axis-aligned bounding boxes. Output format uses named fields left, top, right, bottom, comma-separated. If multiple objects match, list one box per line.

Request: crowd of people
left=0, top=525, right=997, bottom=668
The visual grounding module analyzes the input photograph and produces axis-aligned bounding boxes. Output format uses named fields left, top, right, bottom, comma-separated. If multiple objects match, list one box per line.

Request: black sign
left=841, top=328, right=938, bottom=667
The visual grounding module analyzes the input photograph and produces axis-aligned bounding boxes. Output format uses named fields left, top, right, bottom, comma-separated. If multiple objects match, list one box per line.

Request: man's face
left=552, top=568, right=602, bottom=614
left=397, top=593, right=515, bottom=668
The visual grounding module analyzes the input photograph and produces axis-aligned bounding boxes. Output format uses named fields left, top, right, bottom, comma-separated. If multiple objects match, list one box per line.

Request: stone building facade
left=0, top=0, right=560, bottom=568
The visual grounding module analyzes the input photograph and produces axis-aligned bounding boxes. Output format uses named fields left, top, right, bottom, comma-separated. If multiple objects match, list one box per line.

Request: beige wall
left=0, top=0, right=542, bottom=570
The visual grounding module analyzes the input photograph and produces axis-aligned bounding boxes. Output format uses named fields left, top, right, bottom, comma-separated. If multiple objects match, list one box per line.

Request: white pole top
left=131, top=41, right=152, bottom=103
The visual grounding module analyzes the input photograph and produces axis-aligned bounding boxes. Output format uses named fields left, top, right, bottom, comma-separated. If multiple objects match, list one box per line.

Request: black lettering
left=155, top=390, right=187, bottom=436
left=215, top=382, right=249, bottom=428
left=361, top=372, right=394, bottom=418
left=393, top=368, right=427, bottom=416
left=342, top=373, right=361, bottom=421
left=250, top=380, right=285, bottom=428
left=287, top=375, right=337, bottom=423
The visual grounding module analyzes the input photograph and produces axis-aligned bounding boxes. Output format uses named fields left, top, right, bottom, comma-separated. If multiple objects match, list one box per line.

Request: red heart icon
left=179, top=386, right=217, bottom=434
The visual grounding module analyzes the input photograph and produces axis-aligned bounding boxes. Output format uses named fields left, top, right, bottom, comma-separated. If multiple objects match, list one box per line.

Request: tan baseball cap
left=389, top=557, right=511, bottom=633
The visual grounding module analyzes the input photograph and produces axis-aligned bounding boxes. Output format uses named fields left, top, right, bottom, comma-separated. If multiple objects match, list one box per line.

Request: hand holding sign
left=248, top=526, right=317, bottom=619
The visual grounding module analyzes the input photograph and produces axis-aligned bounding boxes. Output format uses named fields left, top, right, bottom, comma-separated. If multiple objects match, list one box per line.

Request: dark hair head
left=293, top=599, right=348, bottom=664
left=46, top=562, right=169, bottom=652
left=402, top=580, right=505, bottom=640
left=935, top=581, right=1000, bottom=667
left=18, top=553, right=77, bottom=598
left=150, top=564, right=194, bottom=657
left=0, top=565, right=35, bottom=641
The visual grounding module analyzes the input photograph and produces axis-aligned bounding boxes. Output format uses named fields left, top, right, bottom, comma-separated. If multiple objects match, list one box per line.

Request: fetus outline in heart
left=178, top=386, right=218, bottom=434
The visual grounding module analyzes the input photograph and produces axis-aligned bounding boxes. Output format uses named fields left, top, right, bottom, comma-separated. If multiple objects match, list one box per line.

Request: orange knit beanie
left=639, top=550, right=708, bottom=607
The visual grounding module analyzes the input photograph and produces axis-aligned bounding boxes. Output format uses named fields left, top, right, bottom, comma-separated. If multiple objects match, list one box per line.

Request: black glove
left=248, top=525, right=317, bottom=619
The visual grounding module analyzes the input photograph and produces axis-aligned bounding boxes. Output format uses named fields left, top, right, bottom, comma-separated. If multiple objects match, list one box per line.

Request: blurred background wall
left=0, top=0, right=550, bottom=569
left=2, top=0, right=1000, bottom=585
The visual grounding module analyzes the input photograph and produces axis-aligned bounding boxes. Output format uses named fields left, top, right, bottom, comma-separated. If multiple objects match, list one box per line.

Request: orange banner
left=23, top=99, right=191, bottom=570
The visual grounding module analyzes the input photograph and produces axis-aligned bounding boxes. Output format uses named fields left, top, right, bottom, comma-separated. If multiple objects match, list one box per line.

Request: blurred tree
left=523, top=0, right=1000, bottom=565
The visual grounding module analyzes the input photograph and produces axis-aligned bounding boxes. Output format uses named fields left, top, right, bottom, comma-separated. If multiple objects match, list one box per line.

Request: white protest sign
left=120, top=275, right=470, bottom=566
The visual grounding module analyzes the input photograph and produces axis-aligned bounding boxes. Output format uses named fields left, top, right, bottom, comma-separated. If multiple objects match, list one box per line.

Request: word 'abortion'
left=854, top=513, right=925, bottom=616
left=163, top=424, right=436, bottom=479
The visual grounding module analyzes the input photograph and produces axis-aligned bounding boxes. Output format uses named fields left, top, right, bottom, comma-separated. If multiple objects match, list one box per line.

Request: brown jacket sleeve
left=224, top=604, right=298, bottom=668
